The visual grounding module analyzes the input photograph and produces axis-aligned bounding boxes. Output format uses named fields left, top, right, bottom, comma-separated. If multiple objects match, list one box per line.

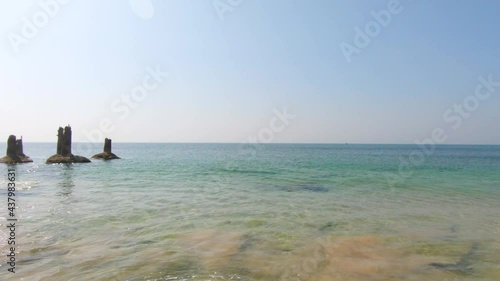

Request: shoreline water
left=1, top=144, right=499, bottom=280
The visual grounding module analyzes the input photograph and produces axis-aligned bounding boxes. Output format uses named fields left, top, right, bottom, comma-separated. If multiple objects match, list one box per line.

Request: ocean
left=0, top=143, right=499, bottom=280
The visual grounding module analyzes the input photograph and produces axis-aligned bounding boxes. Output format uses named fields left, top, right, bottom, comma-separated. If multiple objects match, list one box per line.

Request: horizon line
left=12, top=142, right=500, bottom=146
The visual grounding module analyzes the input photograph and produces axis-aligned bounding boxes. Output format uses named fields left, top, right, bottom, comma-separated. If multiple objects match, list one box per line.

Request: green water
left=1, top=144, right=499, bottom=280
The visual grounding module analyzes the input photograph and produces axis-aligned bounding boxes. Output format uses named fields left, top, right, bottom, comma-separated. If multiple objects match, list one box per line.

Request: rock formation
left=16, top=138, right=25, bottom=157
left=92, top=138, right=120, bottom=160
left=57, top=127, right=64, bottom=155
left=0, top=135, right=33, bottom=164
left=46, top=126, right=91, bottom=164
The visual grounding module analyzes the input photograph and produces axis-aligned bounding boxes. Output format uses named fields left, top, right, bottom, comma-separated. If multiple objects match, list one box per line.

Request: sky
left=0, top=0, right=499, bottom=144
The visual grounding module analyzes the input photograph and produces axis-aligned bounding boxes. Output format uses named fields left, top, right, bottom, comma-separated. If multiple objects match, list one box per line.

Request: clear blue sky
left=1, top=0, right=499, bottom=144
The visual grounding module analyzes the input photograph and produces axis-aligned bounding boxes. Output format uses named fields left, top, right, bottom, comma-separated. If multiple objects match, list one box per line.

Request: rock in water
left=0, top=135, right=33, bottom=164
left=92, top=138, right=120, bottom=160
left=57, top=127, right=64, bottom=155
left=6, top=135, right=16, bottom=156
left=46, top=154, right=91, bottom=164
left=16, top=139, right=26, bottom=157
left=104, top=138, right=111, bottom=153
left=62, top=125, right=72, bottom=156
left=46, top=126, right=91, bottom=164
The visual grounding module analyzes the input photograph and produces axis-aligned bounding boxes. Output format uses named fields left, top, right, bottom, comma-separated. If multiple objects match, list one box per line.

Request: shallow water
left=0, top=143, right=499, bottom=280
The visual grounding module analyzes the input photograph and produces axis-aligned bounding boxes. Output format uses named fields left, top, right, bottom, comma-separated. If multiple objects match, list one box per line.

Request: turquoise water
left=1, top=143, right=499, bottom=280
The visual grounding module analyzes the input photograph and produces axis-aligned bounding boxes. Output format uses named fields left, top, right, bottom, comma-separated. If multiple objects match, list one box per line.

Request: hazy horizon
left=6, top=141, right=500, bottom=146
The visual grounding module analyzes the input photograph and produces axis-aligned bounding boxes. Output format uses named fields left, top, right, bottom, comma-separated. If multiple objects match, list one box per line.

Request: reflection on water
left=57, top=165, right=75, bottom=198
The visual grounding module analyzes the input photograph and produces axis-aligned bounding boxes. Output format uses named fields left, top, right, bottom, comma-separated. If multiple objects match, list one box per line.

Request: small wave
left=219, top=168, right=278, bottom=175
left=279, top=183, right=330, bottom=193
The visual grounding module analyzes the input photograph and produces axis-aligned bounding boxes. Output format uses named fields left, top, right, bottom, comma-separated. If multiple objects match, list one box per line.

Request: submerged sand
left=5, top=228, right=497, bottom=281
left=176, top=230, right=486, bottom=281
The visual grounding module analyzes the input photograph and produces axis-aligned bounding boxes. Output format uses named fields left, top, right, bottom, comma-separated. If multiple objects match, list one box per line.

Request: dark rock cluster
left=92, top=138, right=120, bottom=160
left=0, top=135, right=33, bottom=164
left=46, top=126, right=91, bottom=164
left=1, top=126, right=122, bottom=165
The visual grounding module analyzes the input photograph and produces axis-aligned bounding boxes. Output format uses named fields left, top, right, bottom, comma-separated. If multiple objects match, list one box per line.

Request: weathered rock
left=91, top=152, right=120, bottom=160
left=16, top=139, right=26, bottom=157
left=46, top=154, right=91, bottom=164
left=0, top=135, right=33, bottom=164
left=6, top=135, right=17, bottom=156
left=57, top=127, right=64, bottom=155
left=104, top=138, right=111, bottom=153
left=92, top=138, right=120, bottom=160
left=46, top=126, right=90, bottom=164
left=62, top=125, right=72, bottom=156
